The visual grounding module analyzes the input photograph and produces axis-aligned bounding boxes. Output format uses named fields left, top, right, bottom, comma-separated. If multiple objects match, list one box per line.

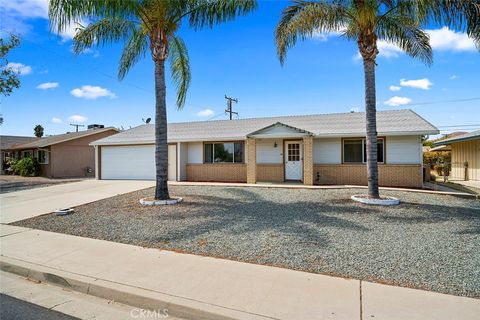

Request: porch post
left=303, top=136, right=314, bottom=185
left=246, top=138, right=256, bottom=184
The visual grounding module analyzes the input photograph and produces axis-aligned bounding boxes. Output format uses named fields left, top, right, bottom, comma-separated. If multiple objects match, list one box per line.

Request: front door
left=285, top=141, right=303, bottom=180
left=167, top=144, right=177, bottom=181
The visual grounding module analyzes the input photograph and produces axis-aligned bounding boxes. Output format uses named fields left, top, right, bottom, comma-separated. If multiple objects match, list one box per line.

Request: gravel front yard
left=13, top=185, right=480, bottom=298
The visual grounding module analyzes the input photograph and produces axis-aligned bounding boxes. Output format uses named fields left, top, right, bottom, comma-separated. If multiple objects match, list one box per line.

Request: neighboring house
left=433, top=130, right=480, bottom=181
left=3, top=127, right=118, bottom=178
left=92, top=109, right=438, bottom=188
left=1, top=135, right=40, bottom=174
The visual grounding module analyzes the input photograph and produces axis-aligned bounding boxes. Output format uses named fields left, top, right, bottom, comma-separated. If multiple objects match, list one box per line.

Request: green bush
left=11, top=157, right=40, bottom=176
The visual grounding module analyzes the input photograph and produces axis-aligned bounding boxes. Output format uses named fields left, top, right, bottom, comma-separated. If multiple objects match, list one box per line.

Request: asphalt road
left=0, top=294, right=78, bottom=320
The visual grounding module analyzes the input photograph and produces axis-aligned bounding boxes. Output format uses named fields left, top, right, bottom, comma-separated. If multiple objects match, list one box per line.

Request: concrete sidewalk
left=0, top=180, right=155, bottom=223
left=1, top=225, right=478, bottom=320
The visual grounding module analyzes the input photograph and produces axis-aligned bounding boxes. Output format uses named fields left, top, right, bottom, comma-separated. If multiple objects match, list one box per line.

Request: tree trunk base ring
left=351, top=195, right=400, bottom=206
left=140, top=197, right=183, bottom=206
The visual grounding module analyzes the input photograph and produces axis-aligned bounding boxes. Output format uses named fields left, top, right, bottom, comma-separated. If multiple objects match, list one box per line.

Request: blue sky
left=1, top=0, right=479, bottom=137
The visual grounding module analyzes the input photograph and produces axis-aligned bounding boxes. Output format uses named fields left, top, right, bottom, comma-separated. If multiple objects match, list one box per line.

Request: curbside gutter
left=0, top=256, right=267, bottom=320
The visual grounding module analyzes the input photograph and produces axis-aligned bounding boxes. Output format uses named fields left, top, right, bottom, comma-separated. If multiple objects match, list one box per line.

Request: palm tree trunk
left=154, top=59, right=170, bottom=200
left=363, top=58, right=380, bottom=198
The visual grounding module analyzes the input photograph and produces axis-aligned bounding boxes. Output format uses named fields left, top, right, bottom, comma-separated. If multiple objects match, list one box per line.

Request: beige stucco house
left=433, top=130, right=480, bottom=181
left=2, top=127, right=118, bottom=178
left=91, top=110, right=438, bottom=188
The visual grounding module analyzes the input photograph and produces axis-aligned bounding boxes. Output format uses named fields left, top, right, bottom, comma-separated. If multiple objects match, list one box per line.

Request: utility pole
left=70, top=123, right=85, bottom=132
left=225, top=95, right=238, bottom=120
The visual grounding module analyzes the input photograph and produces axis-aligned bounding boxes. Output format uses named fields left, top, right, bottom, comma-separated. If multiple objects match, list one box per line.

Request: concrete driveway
left=0, top=180, right=155, bottom=224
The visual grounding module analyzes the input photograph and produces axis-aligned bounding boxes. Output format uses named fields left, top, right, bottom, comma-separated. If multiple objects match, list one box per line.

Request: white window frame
left=37, top=150, right=49, bottom=164
left=343, top=138, right=385, bottom=164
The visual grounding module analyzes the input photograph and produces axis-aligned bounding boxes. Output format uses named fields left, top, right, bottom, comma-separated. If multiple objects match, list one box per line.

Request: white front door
left=285, top=141, right=303, bottom=180
left=168, top=144, right=177, bottom=181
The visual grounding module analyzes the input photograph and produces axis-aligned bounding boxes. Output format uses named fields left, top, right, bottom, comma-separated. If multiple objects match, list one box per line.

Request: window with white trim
left=204, top=142, right=244, bottom=163
left=38, top=150, right=49, bottom=164
left=343, top=138, right=384, bottom=163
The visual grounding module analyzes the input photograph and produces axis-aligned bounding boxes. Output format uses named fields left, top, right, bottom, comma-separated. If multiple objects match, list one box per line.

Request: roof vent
left=87, top=124, right=105, bottom=130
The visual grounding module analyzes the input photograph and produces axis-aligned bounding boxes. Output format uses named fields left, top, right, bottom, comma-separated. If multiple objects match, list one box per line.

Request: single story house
left=3, top=127, right=118, bottom=178
left=92, top=109, right=438, bottom=188
left=1, top=135, right=40, bottom=174
left=433, top=130, right=480, bottom=181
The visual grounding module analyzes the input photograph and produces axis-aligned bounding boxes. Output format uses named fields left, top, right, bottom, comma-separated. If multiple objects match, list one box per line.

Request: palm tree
left=49, top=0, right=257, bottom=200
left=275, top=0, right=479, bottom=198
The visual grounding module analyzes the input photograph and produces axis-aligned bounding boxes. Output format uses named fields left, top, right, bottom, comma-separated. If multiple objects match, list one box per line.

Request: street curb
left=0, top=256, right=268, bottom=320
left=168, top=181, right=478, bottom=199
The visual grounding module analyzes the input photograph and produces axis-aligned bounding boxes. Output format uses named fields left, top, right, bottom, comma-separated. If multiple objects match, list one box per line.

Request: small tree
left=0, top=35, right=21, bottom=97
left=34, top=125, right=45, bottom=137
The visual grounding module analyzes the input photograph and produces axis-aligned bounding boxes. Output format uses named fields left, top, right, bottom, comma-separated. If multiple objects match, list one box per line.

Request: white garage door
left=101, top=145, right=177, bottom=180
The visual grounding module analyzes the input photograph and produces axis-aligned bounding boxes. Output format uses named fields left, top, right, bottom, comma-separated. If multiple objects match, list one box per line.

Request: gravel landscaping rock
left=13, top=185, right=480, bottom=298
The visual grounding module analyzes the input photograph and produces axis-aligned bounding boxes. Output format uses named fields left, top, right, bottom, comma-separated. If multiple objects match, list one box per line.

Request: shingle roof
left=91, top=109, right=438, bottom=145
left=0, top=136, right=39, bottom=150
left=433, top=130, right=480, bottom=146
left=10, top=127, right=118, bottom=149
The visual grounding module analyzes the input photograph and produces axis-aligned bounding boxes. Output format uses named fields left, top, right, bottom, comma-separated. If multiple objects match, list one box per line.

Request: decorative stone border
left=351, top=195, right=400, bottom=206
left=55, top=208, right=74, bottom=216
left=140, top=197, right=183, bottom=206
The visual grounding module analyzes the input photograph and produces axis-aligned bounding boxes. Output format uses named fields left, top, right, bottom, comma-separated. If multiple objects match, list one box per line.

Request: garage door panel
left=101, top=145, right=155, bottom=180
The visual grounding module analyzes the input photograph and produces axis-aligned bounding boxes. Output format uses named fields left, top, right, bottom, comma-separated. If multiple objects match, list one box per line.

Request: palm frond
left=187, top=0, right=258, bottom=30
left=169, top=36, right=191, bottom=109
left=118, top=27, right=149, bottom=80
left=49, top=0, right=139, bottom=35
left=396, top=0, right=480, bottom=47
left=72, top=18, right=136, bottom=54
left=376, top=13, right=433, bottom=65
left=275, top=0, right=350, bottom=65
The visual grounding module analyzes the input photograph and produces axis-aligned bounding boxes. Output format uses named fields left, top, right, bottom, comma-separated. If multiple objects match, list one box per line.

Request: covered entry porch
left=246, top=122, right=314, bottom=185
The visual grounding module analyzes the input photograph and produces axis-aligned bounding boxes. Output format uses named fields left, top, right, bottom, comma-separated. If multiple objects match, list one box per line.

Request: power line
left=15, top=36, right=208, bottom=111
left=437, top=124, right=480, bottom=128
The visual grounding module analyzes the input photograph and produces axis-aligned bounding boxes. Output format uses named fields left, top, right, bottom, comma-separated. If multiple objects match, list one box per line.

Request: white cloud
left=70, top=85, right=116, bottom=99
left=385, top=96, right=412, bottom=106
left=68, top=115, right=87, bottom=123
left=195, top=109, right=215, bottom=117
left=70, top=46, right=100, bottom=57
left=389, top=85, right=401, bottom=91
left=377, top=41, right=405, bottom=58
left=427, top=27, right=476, bottom=52
left=0, top=0, right=48, bottom=36
left=51, top=117, right=62, bottom=124
left=0, top=0, right=86, bottom=40
left=400, top=78, right=433, bottom=90
left=5, top=62, right=32, bottom=75
left=57, top=20, right=88, bottom=42
left=354, top=27, right=476, bottom=61
left=37, top=82, right=59, bottom=90
left=449, top=75, right=459, bottom=80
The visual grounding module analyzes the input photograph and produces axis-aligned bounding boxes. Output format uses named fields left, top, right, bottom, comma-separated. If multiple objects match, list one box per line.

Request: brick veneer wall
left=256, top=164, right=284, bottom=182
left=303, top=136, right=314, bottom=185
left=313, top=164, right=423, bottom=188
left=246, top=138, right=256, bottom=184
left=186, top=164, right=247, bottom=182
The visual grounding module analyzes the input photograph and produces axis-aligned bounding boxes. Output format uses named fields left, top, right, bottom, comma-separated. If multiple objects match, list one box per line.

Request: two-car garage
left=99, top=144, right=177, bottom=181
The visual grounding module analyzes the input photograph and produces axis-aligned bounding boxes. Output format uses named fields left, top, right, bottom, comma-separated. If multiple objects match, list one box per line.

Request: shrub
left=423, top=151, right=451, bottom=167
left=11, top=157, right=40, bottom=176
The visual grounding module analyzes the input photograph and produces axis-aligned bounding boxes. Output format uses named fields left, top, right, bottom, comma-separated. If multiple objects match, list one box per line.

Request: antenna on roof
left=142, top=117, right=151, bottom=124
left=225, top=95, right=238, bottom=120
left=70, top=123, right=85, bottom=132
